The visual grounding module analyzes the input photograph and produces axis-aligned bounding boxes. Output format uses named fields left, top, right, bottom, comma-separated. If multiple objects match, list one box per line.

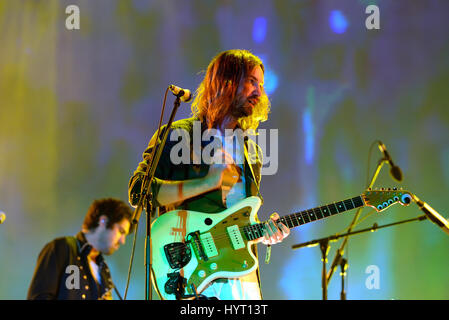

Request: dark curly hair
left=82, top=198, right=133, bottom=231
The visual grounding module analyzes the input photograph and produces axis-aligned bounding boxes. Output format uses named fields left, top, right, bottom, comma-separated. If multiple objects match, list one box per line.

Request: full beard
left=230, top=94, right=257, bottom=119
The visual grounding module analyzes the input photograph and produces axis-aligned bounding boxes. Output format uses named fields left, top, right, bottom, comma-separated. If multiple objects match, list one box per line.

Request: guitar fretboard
left=243, top=196, right=365, bottom=241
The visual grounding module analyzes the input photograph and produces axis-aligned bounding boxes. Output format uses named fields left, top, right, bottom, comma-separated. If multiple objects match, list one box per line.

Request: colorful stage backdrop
left=1, top=0, right=448, bottom=300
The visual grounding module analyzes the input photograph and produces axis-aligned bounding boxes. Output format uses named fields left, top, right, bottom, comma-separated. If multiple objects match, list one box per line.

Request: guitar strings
left=158, top=216, right=303, bottom=258
left=162, top=196, right=369, bottom=256
left=164, top=207, right=381, bottom=258
left=160, top=208, right=345, bottom=257
left=161, top=223, right=265, bottom=257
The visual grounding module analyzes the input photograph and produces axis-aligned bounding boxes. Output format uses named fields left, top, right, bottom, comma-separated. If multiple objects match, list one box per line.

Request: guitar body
left=151, top=196, right=262, bottom=300
left=150, top=188, right=412, bottom=300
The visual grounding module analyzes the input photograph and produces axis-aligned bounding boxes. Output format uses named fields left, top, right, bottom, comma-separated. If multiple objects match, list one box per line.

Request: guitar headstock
left=362, top=187, right=413, bottom=213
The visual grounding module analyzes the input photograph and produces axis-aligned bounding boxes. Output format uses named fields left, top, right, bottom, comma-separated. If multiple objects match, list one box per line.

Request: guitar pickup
left=187, top=231, right=209, bottom=262
left=199, top=232, right=219, bottom=258
left=227, top=225, right=245, bottom=250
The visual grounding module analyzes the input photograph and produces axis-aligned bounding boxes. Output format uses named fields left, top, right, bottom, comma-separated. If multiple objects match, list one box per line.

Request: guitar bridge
left=164, top=242, right=191, bottom=269
left=187, top=231, right=209, bottom=262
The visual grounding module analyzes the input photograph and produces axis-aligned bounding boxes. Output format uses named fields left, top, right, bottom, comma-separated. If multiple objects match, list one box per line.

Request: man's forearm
left=129, top=161, right=224, bottom=208
left=156, top=175, right=218, bottom=207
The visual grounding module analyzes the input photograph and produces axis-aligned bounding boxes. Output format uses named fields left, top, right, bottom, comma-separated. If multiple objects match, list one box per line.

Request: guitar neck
left=243, top=195, right=365, bottom=241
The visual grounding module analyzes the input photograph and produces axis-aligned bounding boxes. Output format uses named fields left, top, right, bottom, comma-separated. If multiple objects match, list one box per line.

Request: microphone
left=378, top=141, right=403, bottom=182
left=413, top=195, right=449, bottom=236
left=168, top=84, right=192, bottom=102
left=0, top=211, right=6, bottom=224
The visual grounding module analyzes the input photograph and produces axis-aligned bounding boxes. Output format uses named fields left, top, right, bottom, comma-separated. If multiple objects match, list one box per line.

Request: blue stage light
left=303, top=109, right=315, bottom=165
left=264, top=68, right=278, bottom=95
left=256, top=54, right=278, bottom=95
left=329, top=10, right=348, bottom=34
left=253, top=17, right=267, bottom=43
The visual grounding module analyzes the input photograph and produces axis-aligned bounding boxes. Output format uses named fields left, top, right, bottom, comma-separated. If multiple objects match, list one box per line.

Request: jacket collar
left=75, top=231, right=105, bottom=265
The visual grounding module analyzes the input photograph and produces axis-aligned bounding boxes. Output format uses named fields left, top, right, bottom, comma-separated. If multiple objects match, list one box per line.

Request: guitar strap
left=243, top=138, right=264, bottom=300
left=243, top=137, right=263, bottom=203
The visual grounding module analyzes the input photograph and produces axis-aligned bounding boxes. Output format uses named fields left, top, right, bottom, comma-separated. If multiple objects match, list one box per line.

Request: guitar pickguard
left=150, top=196, right=262, bottom=300
left=185, top=206, right=258, bottom=296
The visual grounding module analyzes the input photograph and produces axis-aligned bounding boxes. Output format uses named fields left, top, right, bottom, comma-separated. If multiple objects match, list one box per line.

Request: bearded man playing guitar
left=129, top=49, right=290, bottom=300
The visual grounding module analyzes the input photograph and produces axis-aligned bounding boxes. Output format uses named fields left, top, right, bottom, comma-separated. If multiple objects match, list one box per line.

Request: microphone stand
left=300, top=156, right=386, bottom=300
left=131, top=93, right=183, bottom=300
left=319, top=239, right=330, bottom=300
left=329, top=158, right=388, bottom=277
left=339, top=258, right=348, bottom=300
left=291, top=214, right=428, bottom=299
left=323, top=157, right=387, bottom=299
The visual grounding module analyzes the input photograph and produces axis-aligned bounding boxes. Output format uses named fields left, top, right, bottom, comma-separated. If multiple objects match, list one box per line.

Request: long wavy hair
left=191, top=49, right=271, bottom=131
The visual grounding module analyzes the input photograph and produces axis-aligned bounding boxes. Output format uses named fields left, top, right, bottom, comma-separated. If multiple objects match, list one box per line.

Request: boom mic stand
left=339, top=258, right=348, bottom=300
left=130, top=91, right=183, bottom=300
left=325, top=141, right=405, bottom=297
left=292, top=155, right=388, bottom=300
left=324, top=157, right=388, bottom=298
left=329, top=157, right=385, bottom=299
left=291, top=214, right=427, bottom=299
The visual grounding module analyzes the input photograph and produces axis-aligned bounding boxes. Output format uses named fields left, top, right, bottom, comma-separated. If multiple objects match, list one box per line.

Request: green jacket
left=128, top=117, right=263, bottom=215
